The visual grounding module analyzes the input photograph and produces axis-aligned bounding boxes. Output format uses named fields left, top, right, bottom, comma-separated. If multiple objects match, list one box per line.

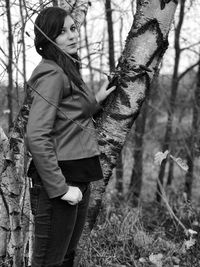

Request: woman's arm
left=27, top=67, right=68, bottom=199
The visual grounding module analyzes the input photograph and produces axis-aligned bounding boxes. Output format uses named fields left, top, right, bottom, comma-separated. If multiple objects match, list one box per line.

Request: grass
left=80, top=189, right=200, bottom=267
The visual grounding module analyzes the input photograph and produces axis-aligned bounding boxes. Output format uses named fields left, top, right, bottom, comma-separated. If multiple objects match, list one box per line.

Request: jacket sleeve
left=26, top=68, right=69, bottom=198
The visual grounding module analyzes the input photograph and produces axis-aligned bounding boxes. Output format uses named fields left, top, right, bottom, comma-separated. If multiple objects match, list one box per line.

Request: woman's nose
left=68, top=31, right=75, bottom=40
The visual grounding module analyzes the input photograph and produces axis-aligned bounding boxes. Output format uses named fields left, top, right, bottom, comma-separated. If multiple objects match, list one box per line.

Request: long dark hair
left=34, top=7, right=83, bottom=89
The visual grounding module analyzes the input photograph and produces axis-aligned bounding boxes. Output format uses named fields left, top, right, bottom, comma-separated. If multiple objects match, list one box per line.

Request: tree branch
left=178, top=60, right=200, bottom=82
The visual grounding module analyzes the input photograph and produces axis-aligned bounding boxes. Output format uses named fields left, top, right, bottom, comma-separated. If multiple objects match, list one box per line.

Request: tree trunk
left=52, top=0, right=58, bottom=6
left=77, top=0, right=177, bottom=264
left=19, top=0, right=27, bottom=91
left=99, top=31, right=105, bottom=84
left=0, top=128, right=9, bottom=264
left=184, top=56, right=200, bottom=200
left=156, top=0, right=186, bottom=202
left=105, top=0, right=115, bottom=72
left=0, top=88, right=32, bottom=266
left=167, top=159, right=174, bottom=186
left=39, top=0, right=44, bottom=10
left=128, top=100, right=148, bottom=206
left=0, top=0, right=177, bottom=266
left=131, top=0, right=136, bottom=17
left=105, top=0, right=122, bottom=195
left=84, top=19, right=94, bottom=90
left=115, top=152, right=123, bottom=195
left=5, top=0, right=13, bottom=129
left=119, top=15, right=124, bottom=53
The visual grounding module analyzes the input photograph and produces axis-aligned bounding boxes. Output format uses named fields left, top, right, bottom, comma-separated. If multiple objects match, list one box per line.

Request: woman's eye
left=60, top=29, right=65, bottom=34
left=71, top=26, right=77, bottom=32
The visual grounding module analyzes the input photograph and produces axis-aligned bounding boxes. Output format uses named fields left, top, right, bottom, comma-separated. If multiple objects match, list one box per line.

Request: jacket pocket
left=29, top=184, right=41, bottom=215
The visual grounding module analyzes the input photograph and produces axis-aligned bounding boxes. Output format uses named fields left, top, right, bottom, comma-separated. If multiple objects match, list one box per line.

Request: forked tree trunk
left=76, top=0, right=177, bottom=264
left=0, top=0, right=177, bottom=266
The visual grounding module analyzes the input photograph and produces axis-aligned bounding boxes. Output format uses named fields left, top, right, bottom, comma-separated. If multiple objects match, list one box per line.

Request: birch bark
left=76, top=0, right=177, bottom=263
left=0, top=0, right=177, bottom=266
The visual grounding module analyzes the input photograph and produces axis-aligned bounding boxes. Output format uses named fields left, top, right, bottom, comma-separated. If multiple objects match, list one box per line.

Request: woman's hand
left=95, top=80, right=116, bottom=104
left=61, top=186, right=82, bottom=205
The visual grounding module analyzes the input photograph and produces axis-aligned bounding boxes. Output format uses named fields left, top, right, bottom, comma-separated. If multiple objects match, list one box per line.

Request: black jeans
left=30, top=178, right=90, bottom=267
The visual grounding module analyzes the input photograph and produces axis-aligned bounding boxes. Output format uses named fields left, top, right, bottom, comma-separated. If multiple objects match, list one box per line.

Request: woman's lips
left=68, top=43, right=76, bottom=47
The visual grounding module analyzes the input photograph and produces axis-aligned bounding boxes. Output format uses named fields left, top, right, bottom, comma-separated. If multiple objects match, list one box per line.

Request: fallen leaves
left=149, top=253, right=163, bottom=267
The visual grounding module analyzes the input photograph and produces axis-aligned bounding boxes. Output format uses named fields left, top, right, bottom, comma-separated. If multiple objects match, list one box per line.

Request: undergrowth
left=80, top=190, right=200, bottom=267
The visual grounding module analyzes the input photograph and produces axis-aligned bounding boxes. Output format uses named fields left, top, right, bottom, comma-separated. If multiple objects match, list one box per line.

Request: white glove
left=61, top=186, right=83, bottom=205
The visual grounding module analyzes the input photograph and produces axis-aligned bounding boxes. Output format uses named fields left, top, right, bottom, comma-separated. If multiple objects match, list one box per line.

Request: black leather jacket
left=26, top=59, right=100, bottom=198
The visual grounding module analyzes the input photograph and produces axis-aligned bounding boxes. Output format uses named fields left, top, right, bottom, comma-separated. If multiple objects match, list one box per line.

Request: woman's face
left=55, top=15, right=79, bottom=55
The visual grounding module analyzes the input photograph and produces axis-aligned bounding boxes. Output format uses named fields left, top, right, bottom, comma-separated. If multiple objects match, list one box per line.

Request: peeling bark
left=77, top=0, right=177, bottom=264
left=0, top=90, right=32, bottom=266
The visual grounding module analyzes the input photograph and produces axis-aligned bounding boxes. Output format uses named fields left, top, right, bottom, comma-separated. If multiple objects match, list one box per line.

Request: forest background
left=0, top=0, right=200, bottom=266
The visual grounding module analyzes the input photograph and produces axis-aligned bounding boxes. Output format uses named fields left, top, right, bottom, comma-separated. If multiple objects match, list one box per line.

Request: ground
left=80, top=193, right=200, bottom=267
left=79, top=141, right=200, bottom=267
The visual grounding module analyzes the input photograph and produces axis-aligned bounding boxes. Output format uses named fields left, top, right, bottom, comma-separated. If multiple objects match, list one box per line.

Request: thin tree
left=184, top=55, right=200, bottom=200
left=105, top=0, right=124, bottom=195
left=156, top=0, right=186, bottom=202
left=19, top=0, right=27, bottom=91
left=128, top=99, right=149, bottom=206
left=83, top=18, right=94, bottom=90
left=105, top=0, right=115, bottom=72
left=5, top=0, right=14, bottom=128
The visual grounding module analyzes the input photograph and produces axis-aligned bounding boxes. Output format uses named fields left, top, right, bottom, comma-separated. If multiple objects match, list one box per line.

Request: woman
left=26, top=6, right=115, bottom=267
